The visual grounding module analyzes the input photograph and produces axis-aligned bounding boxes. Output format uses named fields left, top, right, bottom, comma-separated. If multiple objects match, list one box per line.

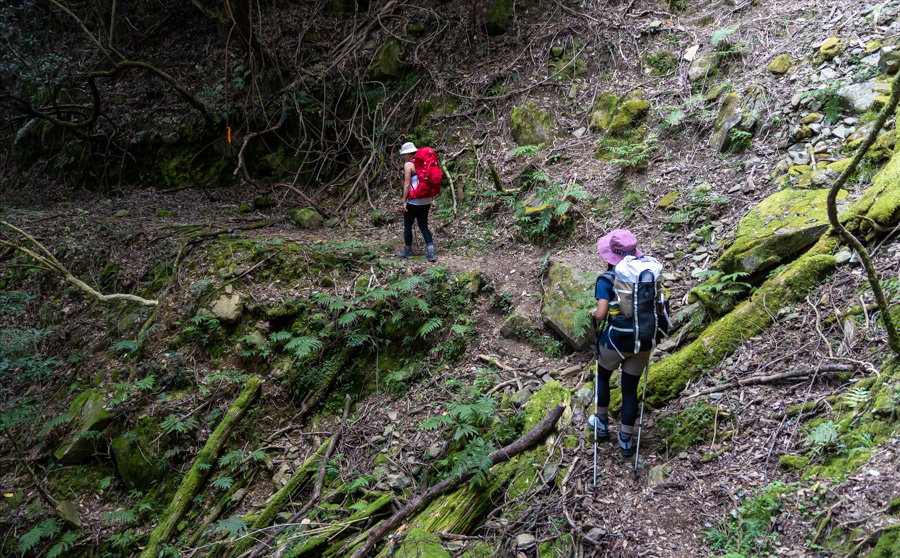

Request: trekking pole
left=633, top=361, right=650, bottom=481
left=592, top=324, right=599, bottom=491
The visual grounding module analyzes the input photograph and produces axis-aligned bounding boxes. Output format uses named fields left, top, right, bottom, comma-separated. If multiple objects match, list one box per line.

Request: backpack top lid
left=613, top=255, right=663, bottom=283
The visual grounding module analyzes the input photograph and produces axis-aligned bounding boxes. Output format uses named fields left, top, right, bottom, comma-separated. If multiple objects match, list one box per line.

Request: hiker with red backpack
left=396, top=142, right=442, bottom=262
left=587, top=229, right=671, bottom=480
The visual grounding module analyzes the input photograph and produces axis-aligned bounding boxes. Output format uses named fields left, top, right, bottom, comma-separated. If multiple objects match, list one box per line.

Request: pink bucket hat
left=597, top=229, right=642, bottom=265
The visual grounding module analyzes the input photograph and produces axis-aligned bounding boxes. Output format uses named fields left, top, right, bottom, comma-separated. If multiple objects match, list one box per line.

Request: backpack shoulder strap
left=596, top=271, right=617, bottom=298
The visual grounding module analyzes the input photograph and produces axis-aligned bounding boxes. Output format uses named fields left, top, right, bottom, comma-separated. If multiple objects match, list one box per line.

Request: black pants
left=596, top=366, right=640, bottom=426
left=404, top=203, right=433, bottom=246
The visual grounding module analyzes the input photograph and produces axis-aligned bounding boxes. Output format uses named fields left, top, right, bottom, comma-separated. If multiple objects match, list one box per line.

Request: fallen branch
left=347, top=404, right=565, bottom=558
left=689, top=363, right=855, bottom=397
left=140, top=378, right=262, bottom=558
left=487, top=159, right=521, bottom=194
left=183, top=218, right=278, bottom=242
left=245, top=396, right=351, bottom=558
left=275, top=183, right=333, bottom=219
left=476, top=354, right=512, bottom=370
left=0, top=220, right=158, bottom=307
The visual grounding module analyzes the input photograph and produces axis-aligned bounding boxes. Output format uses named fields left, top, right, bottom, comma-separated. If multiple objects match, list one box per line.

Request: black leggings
left=596, top=366, right=641, bottom=427
left=404, top=203, right=433, bottom=246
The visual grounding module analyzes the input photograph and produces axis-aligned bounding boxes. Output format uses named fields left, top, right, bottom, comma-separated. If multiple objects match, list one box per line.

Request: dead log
left=139, top=378, right=262, bottom=558
left=689, top=363, right=855, bottom=397
left=347, top=404, right=565, bottom=558
left=244, top=396, right=351, bottom=558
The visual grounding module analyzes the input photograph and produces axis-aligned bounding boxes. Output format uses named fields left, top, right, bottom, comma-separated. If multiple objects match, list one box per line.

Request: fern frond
left=393, top=276, right=424, bottom=292
left=284, top=336, right=322, bottom=359
left=416, top=317, right=444, bottom=338
left=843, top=387, right=868, bottom=409
left=47, top=532, right=79, bottom=558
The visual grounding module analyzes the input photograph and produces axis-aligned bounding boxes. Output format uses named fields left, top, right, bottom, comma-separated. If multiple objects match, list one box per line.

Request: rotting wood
left=139, top=377, right=262, bottom=558
left=487, top=159, right=521, bottom=194
left=346, top=404, right=565, bottom=558
left=245, top=396, right=351, bottom=558
left=184, top=218, right=279, bottom=242
left=688, top=363, right=855, bottom=397
left=185, top=474, right=252, bottom=548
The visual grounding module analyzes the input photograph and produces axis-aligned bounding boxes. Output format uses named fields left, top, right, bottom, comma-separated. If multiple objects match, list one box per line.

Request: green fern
left=211, top=476, right=235, bottom=491
left=843, top=387, right=868, bottom=409
left=284, top=336, right=322, bottom=359
left=215, top=515, right=248, bottom=538
left=805, top=421, right=839, bottom=452
left=711, top=26, right=736, bottom=47
left=46, top=532, right=78, bottom=558
left=416, top=317, right=444, bottom=338
left=102, top=509, right=137, bottom=526
left=19, top=518, right=61, bottom=554
left=510, top=144, right=541, bottom=158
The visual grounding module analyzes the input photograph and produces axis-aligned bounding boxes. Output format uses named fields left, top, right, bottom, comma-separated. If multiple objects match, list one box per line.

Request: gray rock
left=516, top=534, right=536, bottom=548
left=541, top=263, right=596, bottom=350
left=832, top=125, right=850, bottom=139
left=572, top=126, right=586, bottom=138
left=835, top=81, right=881, bottom=114
left=114, top=209, right=129, bottom=218
left=500, top=308, right=530, bottom=339
left=542, top=463, right=559, bottom=484
left=425, top=443, right=444, bottom=460
left=372, top=465, right=390, bottom=481
left=586, top=527, right=607, bottom=540
left=709, top=86, right=766, bottom=152
left=290, top=207, right=325, bottom=229
left=54, top=389, right=112, bottom=464
left=209, top=293, right=243, bottom=323
left=688, top=53, right=720, bottom=82
left=648, top=465, right=669, bottom=488
left=512, top=387, right=533, bottom=408
left=861, top=53, right=880, bottom=66
left=810, top=169, right=839, bottom=188
left=386, top=474, right=411, bottom=490
left=820, top=67, right=837, bottom=80
left=369, top=40, right=405, bottom=81
left=834, top=249, right=852, bottom=264
left=573, top=387, right=593, bottom=408
left=879, top=46, right=900, bottom=73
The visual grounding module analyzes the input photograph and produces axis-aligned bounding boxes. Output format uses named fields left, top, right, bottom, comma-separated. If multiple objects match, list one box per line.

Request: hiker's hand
left=401, top=203, right=407, bottom=213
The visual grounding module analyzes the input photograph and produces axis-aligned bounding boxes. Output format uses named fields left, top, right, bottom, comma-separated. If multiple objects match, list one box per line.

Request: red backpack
left=409, top=147, right=442, bottom=200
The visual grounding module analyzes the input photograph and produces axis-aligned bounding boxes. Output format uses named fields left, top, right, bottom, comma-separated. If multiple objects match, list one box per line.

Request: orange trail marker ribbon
left=227, top=127, right=232, bottom=144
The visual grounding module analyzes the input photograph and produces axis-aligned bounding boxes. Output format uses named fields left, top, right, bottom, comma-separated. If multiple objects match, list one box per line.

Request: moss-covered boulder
left=510, top=102, right=552, bottom=146
left=484, top=0, right=512, bottom=36
left=709, top=86, right=765, bottom=152
left=396, top=528, right=451, bottom=558
left=767, top=54, right=792, bottom=74
left=714, top=188, right=847, bottom=276
left=818, top=36, right=845, bottom=60
left=541, top=263, right=595, bottom=351
left=369, top=40, right=405, bottom=82
left=290, top=207, right=325, bottom=229
left=688, top=53, right=720, bottom=82
left=500, top=308, right=530, bottom=338
left=111, top=417, right=167, bottom=491
left=844, top=144, right=900, bottom=235
left=54, top=390, right=111, bottom=464
left=835, top=80, right=884, bottom=114
left=588, top=92, right=619, bottom=133
left=607, top=98, right=649, bottom=137
left=524, top=380, right=571, bottom=430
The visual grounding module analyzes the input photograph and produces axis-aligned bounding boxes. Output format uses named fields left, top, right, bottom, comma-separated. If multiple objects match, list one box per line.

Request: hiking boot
left=618, top=432, right=634, bottom=457
left=587, top=414, right=609, bottom=439
left=396, top=247, right=414, bottom=259
left=426, top=246, right=437, bottom=262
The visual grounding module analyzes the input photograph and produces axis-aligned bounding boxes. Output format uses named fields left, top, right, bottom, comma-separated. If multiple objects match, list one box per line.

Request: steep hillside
left=1, top=0, right=900, bottom=557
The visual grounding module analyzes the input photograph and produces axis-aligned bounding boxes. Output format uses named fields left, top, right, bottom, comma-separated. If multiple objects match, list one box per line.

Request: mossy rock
left=767, top=54, right=792, bottom=74
left=788, top=164, right=811, bottom=175
left=156, top=210, right=173, bottom=218
left=55, top=389, right=111, bottom=464
left=237, top=203, right=252, bottom=215
left=290, top=207, right=325, bottom=229
left=804, top=448, right=872, bottom=480
left=714, top=188, right=847, bottom=276
left=484, top=0, right=512, bottom=36
left=657, top=190, right=679, bottom=209
left=844, top=141, right=900, bottom=235
left=607, top=100, right=649, bottom=137
left=819, top=37, right=845, bottom=60
left=111, top=417, right=167, bottom=491
left=801, top=113, right=823, bottom=125
left=510, top=102, right=552, bottom=146
left=869, top=525, right=900, bottom=558
left=778, top=454, right=810, bottom=471
left=709, top=86, right=765, bottom=152
left=369, top=39, right=405, bottom=81
left=704, top=83, right=728, bottom=102
left=540, top=263, right=595, bottom=350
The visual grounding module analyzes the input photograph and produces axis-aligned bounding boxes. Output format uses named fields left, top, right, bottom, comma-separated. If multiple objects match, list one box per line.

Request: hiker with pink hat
left=587, top=229, right=649, bottom=458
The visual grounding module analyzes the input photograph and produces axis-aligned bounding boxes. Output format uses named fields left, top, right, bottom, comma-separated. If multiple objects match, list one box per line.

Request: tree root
left=140, top=378, right=262, bottom=558
left=347, top=404, right=565, bottom=558
left=688, top=363, right=855, bottom=397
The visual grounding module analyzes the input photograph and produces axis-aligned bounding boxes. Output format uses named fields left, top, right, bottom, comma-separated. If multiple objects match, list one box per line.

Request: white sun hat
left=399, top=141, right=418, bottom=154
